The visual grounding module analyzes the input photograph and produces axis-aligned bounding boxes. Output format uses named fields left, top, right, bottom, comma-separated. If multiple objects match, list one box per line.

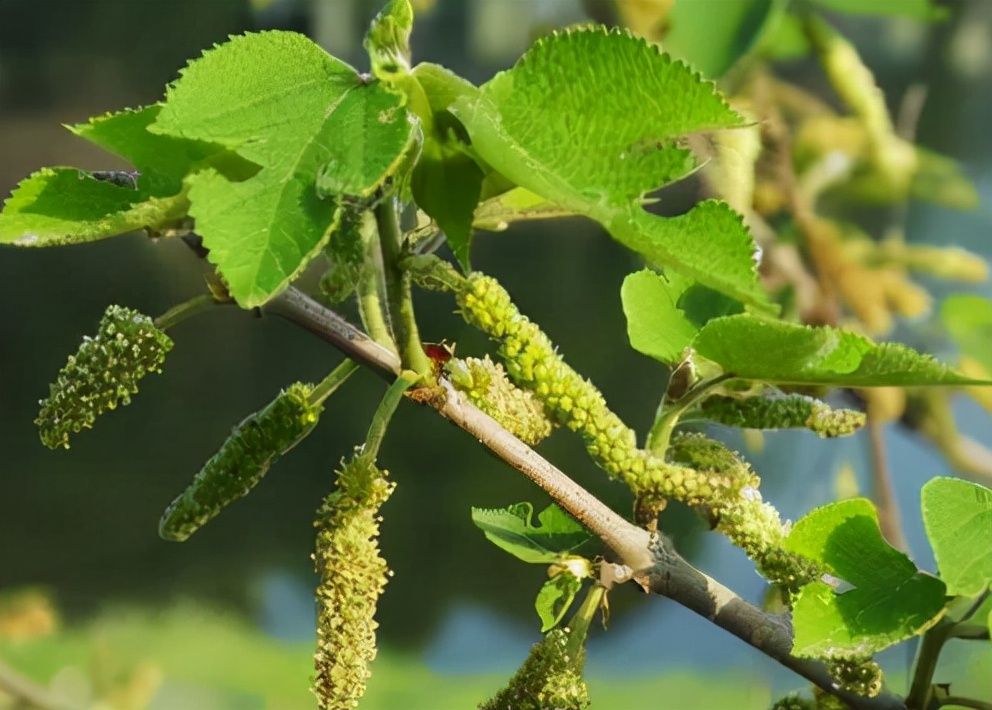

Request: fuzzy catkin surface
left=36, top=305, right=173, bottom=450
left=312, top=454, right=394, bottom=710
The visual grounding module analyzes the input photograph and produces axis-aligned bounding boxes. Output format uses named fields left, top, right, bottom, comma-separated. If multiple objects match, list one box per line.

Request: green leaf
left=942, top=295, right=992, bottom=373
left=470, top=503, right=592, bottom=565
left=0, top=168, right=188, bottom=247
left=621, top=269, right=699, bottom=363
left=69, top=104, right=254, bottom=197
left=785, top=498, right=947, bottom=657
left=412, top=145, right=483, bottom=271
left=535, top=573, right=583, bottom=632
left=922, top=477, right=992, bottom=597
left=910, top=148, right=979, bottom=210
left=661, top=0, right=783, bottom=78
left=811, top=0, right=947, bottom=20
left=472, top=187, right=577, bottom=230
left=693, top=315, right=987, bottom=386
left=450, top=28, right=769, bottom=308
left=610, top=201, right=768, bottom=311
left=151, top=31, right=417, bottom=307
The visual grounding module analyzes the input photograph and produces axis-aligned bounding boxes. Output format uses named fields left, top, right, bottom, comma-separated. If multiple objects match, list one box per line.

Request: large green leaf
left=0, top=105, right=250, bottom=247
left=922, top=477, right=992, bottom=597
left=470, top=503, right=592, bottom=565
left=151, top=31, right=417, bottom=307
left=621, top=269, right=699, bottom=363
left=70, top=105, right=253, bottom=196
left=785, top=498, right=947, bottom=657
left=0, top=168, right=188, bottom=247
left=692, top=315, right=986, bottom=386
left=450, top=28, right=768, bottom=307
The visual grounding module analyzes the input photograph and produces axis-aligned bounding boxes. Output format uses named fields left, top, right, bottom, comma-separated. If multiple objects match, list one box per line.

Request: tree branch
left=263, top=285, right=907, bottom=710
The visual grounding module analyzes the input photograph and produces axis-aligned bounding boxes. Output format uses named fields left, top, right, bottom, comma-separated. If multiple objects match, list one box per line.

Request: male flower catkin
left=159, top=383, right=321, bottom=542
left=312, top=451, right=394, bottom=710
left=36, top=305, right=173, bottom=450
left=445, top=355, right=553, bottom=445
left=699, top=393, right=866, bottom=437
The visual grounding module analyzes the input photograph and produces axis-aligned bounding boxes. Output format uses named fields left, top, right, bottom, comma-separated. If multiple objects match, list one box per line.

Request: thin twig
left=867, top=418, right=908, bottom=551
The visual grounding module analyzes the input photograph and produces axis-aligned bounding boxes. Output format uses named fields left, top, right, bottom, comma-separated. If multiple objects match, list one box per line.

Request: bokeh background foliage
left=1, top=0, right=990, bottom=708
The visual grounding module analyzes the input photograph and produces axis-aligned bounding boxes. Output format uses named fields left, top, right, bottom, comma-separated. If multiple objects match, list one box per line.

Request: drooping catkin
left=312, top=452, right=394, bottom=710
left=36, top=305, right=173, bottom=450
left=159, top=383, right=321, bottom=542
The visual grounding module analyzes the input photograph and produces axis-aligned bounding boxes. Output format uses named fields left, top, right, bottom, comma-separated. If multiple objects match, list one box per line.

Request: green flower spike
left=159, top=383, right=322, bottom=542
left=699, top=393, right=866, bottom=438
left=312, top=451, right=394, bottom=710
left=445, top=355, right=554, bottom=445
left=35, top=305, right=174, bottom=450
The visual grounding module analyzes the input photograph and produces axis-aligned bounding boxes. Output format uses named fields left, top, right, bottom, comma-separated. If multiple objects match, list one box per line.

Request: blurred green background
left=1, top=1, right=990, bottom=708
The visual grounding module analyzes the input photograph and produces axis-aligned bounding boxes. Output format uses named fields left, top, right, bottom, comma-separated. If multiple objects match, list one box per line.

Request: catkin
left=312, top=452, right=394, bottom=710
left=36, top=305, right=173, bottom=450
left=159, top=383, right=321, bottom=542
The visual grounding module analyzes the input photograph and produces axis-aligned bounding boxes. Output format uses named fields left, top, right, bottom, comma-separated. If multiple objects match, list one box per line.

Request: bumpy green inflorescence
left=770, top=694, right=818, bottom=710
left=699, top=393, right=866, bottom=437
left=446, top=355, right=554, bottom=445
left=159, top=383, right=321, bottom=542
left=456, top=273, right=819, bottom=585
left=825, top=657, right=883, bottom=698
left=312, top=451, right=394, bottom=710
left=480, top=627, right=590, bottom=710
left=667, top=433, right=821, bottom=586
left=35, top=305, right=174, bottom=450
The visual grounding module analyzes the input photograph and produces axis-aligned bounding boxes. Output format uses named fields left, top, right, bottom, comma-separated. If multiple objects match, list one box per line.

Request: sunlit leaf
left=471, top=503, right=592, bottom=565
left=922, top=477, right=992, bottom=597
left=785, top=498, right=947, bottom=657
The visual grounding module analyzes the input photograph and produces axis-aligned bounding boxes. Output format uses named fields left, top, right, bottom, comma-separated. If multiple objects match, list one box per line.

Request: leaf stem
left=564, top=584, right=605, bottom=660
left=646, top=374, right=732, bottom=455
left=154, top=293, right=229, bottom=331
left=357, top=212, right=397, bottom=350
left=375, top=198, right=432, bottom=376
left=906, top=618, right=954, bottom=710
left=365, top=371, right=417, bottom=459
left=310, top=359, right=361, bottom=408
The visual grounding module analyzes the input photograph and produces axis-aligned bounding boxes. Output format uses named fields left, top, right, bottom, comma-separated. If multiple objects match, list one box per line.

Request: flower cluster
left=445, top=355, right=553, bottom=445
left=480, top=627, right=589, bottom=710
left=35, top=305, right=174, bottom=450
left=159, top=382, right=321, bottom=542
left=699, top=393, right=866, bottom=437
left=312, top=450, right=394, bottom=710
left=825, top=657, right=883, bottom=698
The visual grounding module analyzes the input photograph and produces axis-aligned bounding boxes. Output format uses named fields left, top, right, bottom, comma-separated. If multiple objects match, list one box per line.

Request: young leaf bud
left=159, top=383, right=321, bottom=542
left=35, top=305, right=174, bottom=450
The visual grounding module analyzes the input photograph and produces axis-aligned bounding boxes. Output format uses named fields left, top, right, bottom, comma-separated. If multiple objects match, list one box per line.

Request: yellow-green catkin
left=667, top=432, right=821, bottom=587
left=159, top=383, right=321, bottom=542
left=446, top=355, right=553, bottom=445
left=480, top=627, right=590, bottom=710
left=35, top=305, right=173, bottom=450
left=699, top=393, right=866, bottom=438
left=312, top=451, right=394, bottom=710
left=770, top=693, right=817, bottom=710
